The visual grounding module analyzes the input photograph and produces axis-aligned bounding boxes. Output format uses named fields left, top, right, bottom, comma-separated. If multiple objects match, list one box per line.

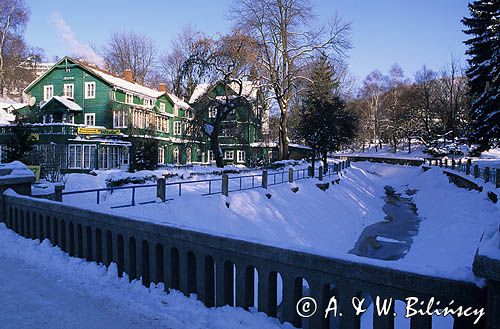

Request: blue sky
left=24, top=0, right=470, bottom=82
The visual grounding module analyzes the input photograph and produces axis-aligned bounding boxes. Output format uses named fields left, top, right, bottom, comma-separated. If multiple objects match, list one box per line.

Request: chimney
left=123, top=69, right=133, bottom=82
left=159, top=83, right=167, bottom=92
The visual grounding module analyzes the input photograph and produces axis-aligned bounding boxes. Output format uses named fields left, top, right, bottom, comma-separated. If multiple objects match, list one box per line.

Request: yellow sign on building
left=77, top=127, right=102, bottom=135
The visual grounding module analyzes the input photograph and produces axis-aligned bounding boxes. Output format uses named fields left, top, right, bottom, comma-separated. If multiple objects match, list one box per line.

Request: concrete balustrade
left=0, top=191, right=490, bottom=329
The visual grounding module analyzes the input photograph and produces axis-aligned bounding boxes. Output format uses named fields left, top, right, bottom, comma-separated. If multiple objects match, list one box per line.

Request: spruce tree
left=462, top=1, right=500, bottom=151
left=298, top=55, right=356, bottom=171
left=4, top=116, right=36, bottom=164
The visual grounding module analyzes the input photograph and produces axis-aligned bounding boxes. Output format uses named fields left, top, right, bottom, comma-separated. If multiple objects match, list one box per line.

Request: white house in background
left=0, top=97, right=26, bottom=124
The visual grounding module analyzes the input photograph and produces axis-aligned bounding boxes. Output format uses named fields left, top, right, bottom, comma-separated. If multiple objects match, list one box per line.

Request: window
left=156, top=116, right=169, bottom=132
left=83, top=145, right=96, bottom=169
left=208, top=107, right=217, bottom=118
left=84, top=82, right=96, bottom=99
left=85, top=113, right=95, bottom=126
left=159, top=103, right=165, bottom=112
left=43, top=85, right=53, bottom=101
left=158, top=147, right=165, bottom=164
left=100, top=147, right=108, bottom=169
left=173, top=147, right=180, bottom=164
left=224, top=150, right=234, bottom=160
left=237, top=150, right=246, bottom=163
left=110, top=147, right=120, bottom=168
left=144, top=98, right=154, bottom=108
left=207, top=150, right=215, bottom=162
left=113, top=110, right=128, bottom=128
left=126, top=93, right=133, bottom=104
left=174, top=121, right=182, bottom=135
left=68, top=145, right=82, bottom=169
left=63, top=83, right=74, bottom=98
left=186, top=147, right=192, bottom=164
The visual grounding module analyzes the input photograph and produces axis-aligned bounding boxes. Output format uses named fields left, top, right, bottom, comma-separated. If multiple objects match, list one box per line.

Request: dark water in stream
left=350, top=186, right=421, bottom=261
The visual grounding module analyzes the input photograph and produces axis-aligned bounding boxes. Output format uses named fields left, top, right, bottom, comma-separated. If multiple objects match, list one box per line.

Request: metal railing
left=424, top=158, right=499, bottom=188
left=60, top=161, right=351, bottom=208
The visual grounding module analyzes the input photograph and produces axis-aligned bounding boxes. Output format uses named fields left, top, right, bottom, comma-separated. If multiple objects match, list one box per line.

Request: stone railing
left=1, top=190, right=492, bottom=329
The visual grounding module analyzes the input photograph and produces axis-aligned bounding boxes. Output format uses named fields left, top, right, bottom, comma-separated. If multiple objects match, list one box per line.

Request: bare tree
left=414, top=65, right=439, bottom=142
left=102, top=31, right=158, bottom=85
left=358, top=70, right=388, bottom=151
left=158, top=25, right=206, bottom=98
left=183, top=30, right=259, bottom=167
left=0, top=0, right=30, bottom=97
left=230, top=0, right=351, bottom=160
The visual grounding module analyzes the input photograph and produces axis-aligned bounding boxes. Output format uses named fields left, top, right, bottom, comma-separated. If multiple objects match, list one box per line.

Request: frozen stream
left=350, top=186, right=421, bottom=261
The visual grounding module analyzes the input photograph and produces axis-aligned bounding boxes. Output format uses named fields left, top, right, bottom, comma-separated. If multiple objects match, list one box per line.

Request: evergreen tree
left=462, top=1, right=500, bottom=151
left=4, top=116, right=36, bottom=163
left=298, top=55, right=357, bottom=172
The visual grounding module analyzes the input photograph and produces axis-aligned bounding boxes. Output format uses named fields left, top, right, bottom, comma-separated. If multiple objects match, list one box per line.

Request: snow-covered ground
left=58, top=162, right=498, bottom=285
left=2, top=160, right=497, bottom=329
left=0, top=224, right=291, bottom=329
left=336, top=143, right=500, bottom=169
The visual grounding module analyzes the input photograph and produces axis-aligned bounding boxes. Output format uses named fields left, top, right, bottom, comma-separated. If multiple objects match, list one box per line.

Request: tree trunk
left=322, top=151, right=328, bottom=174
left=408, top=137, right=412, bottom=153
left=278, top=110, right=289, bottom=160
left=209, top=126, right=224, bottom=168
left=311, top=149, right=316, bottom=177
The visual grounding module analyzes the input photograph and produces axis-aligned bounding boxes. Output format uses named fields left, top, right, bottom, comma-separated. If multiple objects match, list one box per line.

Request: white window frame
left=126, top=93, right=133, bottom=104
left=84, top=82, right=96, bottom=99
left=237, top=150, right=246, bottom=163
left=207, top=150, right=215, bottom=162
left=173, top=147, right=180, bottom=164
left=224, top=150, right=234, bottom=160
left=159, top=102, right=165, bottom=112
left=208, top=107, right=217, bottom=118
left=43, top=85, right=53, bottom=101
left=63, top=83, right=74, bottom=98
left=68, top=144, right=83, bottom=169
left=113, top=110, right=128, bottom=128
left=85, top=113, right=95, bottom=126
left=174, top=121, right=182, bottom=135
left=158, top=147, right=165, bottom=164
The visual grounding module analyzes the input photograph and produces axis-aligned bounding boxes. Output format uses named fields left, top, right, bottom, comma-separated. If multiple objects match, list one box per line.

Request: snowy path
left=0, top=225, right=290, bottom=329
left=0, top=256, right=165, bottom=329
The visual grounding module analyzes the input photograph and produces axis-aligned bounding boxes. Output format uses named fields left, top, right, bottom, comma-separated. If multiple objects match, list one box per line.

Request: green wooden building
left=0, top=56, right=295, bottom=171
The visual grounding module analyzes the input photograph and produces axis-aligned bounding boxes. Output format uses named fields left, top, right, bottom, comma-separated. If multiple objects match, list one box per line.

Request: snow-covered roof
left=24, top=57, right=169, bottom=100
left=189, top=81, right=259, bottom=104
left=167, top=93, right=190, bottom=110
left=189, top=83, right=211, bottom=104
left=0, top=108, right=15, bottom=124
left=41, top=96, right=83, bottom=111
left=0, top=97, right=27, bottom=111
left=84, top=65, right=165, bottom=99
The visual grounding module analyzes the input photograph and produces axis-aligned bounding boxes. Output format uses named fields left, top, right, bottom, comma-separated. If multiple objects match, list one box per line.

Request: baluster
left=196, top=254, right=214, bottom=307
left=179, top=249, right=189, bottom=296
left=337, top=287, right=361, bottom=329
left=308, top=280, right=330, bottom=329
left=281, top=274, right=302, bottom=327
left=410, top=314, right=432, bottom=329
left=258, top=269, right=277, bottom=317
left=216, top=259, right=226, bottom=307
left=373, top=296, right=395, bottom=329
